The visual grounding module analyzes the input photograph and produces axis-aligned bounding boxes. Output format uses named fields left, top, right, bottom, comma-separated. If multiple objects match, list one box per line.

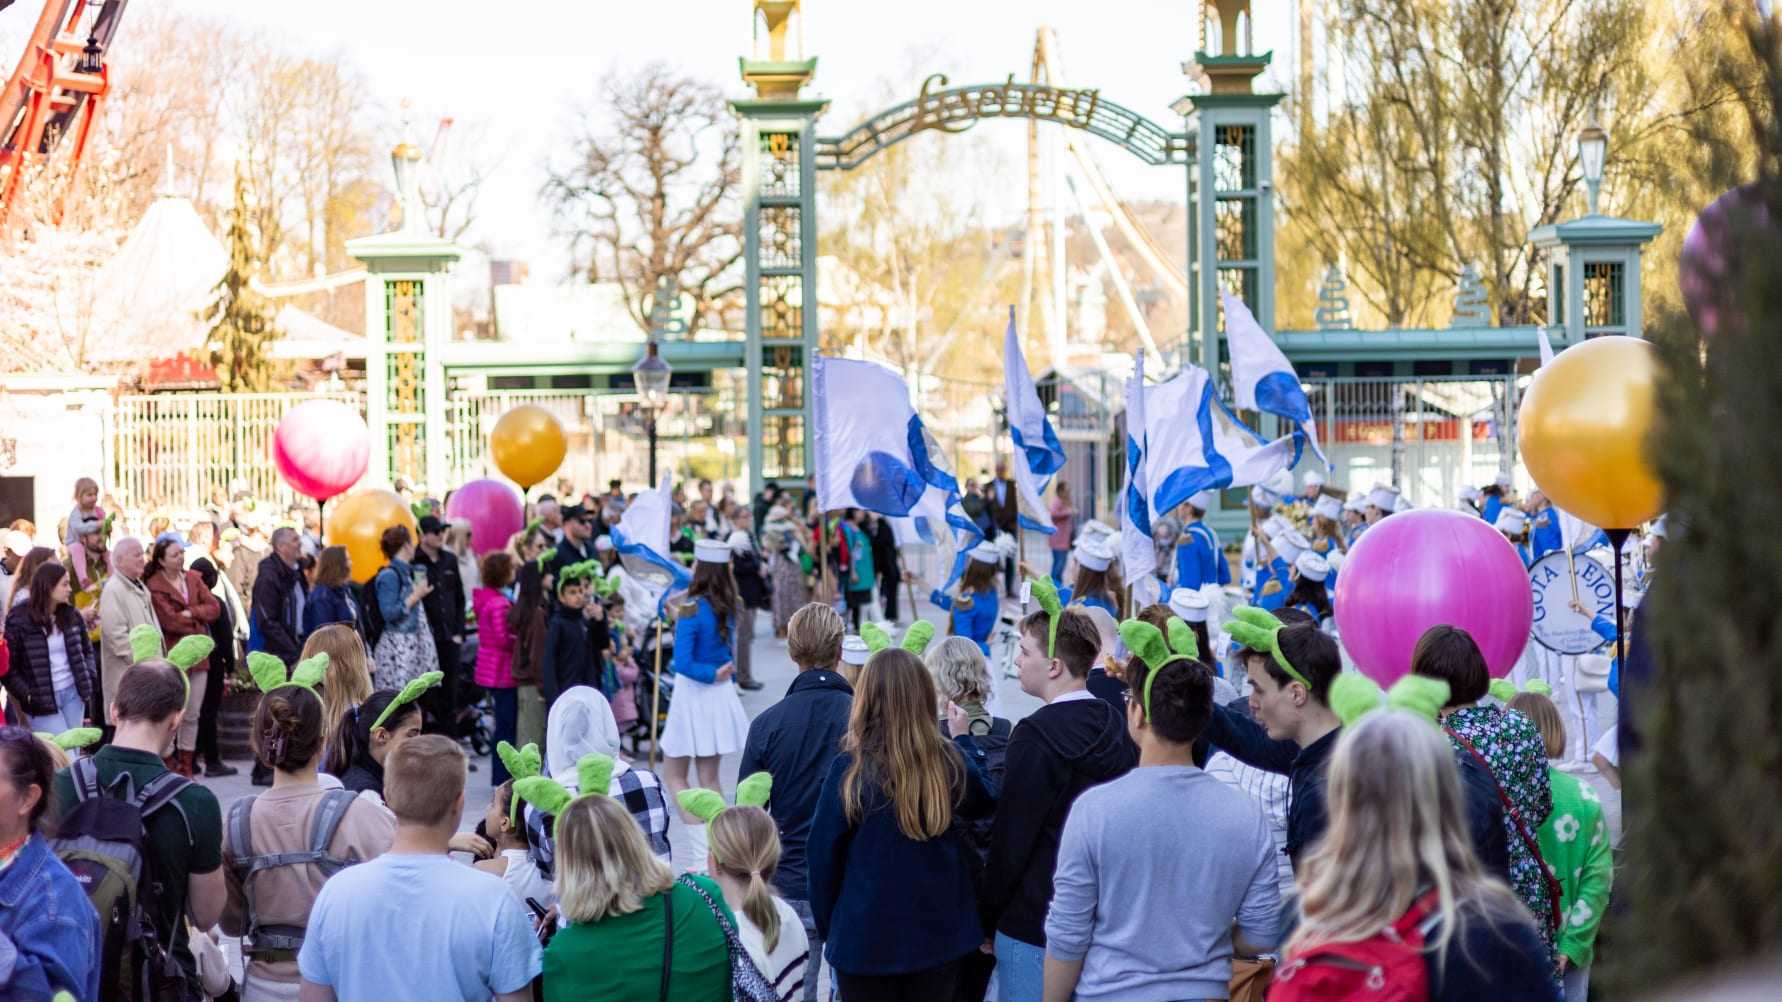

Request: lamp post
left=1579, top=117, right=1607, bottom=214
left=633, top=339, right=671, bottom=484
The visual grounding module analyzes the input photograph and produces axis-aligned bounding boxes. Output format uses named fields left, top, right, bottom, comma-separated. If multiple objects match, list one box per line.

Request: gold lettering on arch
left=900, top=74, right=1109, bottom=146
left=912, top=73, right=974, bottom=135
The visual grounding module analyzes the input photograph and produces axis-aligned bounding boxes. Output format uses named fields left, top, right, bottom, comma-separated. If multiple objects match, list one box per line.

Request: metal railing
left=111, top=392, right=361, bottom=512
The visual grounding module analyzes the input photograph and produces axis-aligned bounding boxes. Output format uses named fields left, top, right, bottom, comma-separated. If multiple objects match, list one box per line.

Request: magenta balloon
left=273, top=400, right=369, bottom=502
left=1680, top=184, right=1768, bottom=338
left=444, top=479, right=524, bottom=556
left=1332, top=509, right=1533, bottom=686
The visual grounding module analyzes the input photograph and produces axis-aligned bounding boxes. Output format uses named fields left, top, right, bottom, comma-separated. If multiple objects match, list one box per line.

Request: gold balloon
left=1517, top=336, right=1664, bottom=528
left=325, top=490, right=419, bottom=584
left=489, top=405, right=568, bottom=490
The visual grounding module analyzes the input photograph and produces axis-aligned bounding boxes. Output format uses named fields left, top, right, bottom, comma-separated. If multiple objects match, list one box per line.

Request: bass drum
left=1528, top=551, right=1616, bottom=655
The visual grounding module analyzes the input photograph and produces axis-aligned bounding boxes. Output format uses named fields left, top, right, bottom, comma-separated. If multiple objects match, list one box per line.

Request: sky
left=8, top=0, right=1299, bottom=282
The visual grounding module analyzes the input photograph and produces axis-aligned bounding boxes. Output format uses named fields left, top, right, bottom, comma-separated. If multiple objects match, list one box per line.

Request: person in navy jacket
left=930, top=542, right=1002, bottom=656
left=661, top=539, right=752, bottom=870
left=807, top=647, right=998, bottom=999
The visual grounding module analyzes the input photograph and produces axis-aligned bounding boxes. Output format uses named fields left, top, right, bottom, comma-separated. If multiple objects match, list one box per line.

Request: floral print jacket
left=1444, top=704, right=1558, bottom=955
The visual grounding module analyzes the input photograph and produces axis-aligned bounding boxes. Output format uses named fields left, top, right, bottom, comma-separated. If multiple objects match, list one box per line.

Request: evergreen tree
left=1614, top=6, right=1782, bottom=992
left=206, top=169, right=279, bottom=392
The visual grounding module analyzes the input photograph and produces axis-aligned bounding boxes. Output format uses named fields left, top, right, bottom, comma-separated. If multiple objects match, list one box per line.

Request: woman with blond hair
left=300, top=623, right=373, bottom=744
left=542, top=795, right=733, bottom=1000
left=807, top=647, right=999, bottom=999
left=709, top=804, right=809, bottom=1001
left=1278, top=711, right=1555, bottom=1000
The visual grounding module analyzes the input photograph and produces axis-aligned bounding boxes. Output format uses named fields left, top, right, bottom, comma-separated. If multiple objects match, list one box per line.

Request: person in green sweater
left=525, top=756, right=735, bottom=1001
left=1508, top=690, right=1613, bottom=1002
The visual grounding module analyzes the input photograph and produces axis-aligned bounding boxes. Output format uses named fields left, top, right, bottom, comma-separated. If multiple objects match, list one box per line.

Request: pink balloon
left=1333, top=509, right=1532, bottom=686
left=445, top=479, right=524, bottom=556
left=1680, top=184, right=1769, bottom=338
left=273, top=400, right=369, bottom=502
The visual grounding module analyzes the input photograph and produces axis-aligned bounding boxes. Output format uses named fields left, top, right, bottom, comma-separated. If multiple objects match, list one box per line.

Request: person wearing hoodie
left=983, top=601, right=1137, bottom=1002
left=524, top=687, right=671, bottom=875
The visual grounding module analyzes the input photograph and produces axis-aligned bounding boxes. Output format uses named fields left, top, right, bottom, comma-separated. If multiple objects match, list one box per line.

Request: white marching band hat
left=1168, top=588, right=1210, bottom=623
left=1303, top=471, right=1325, bottom=490
left=1188, top=490, right=1215, bottom=512
left=840, top=635, right=870, bottom=666
left=1271, top=528, right=1312, bottom=565
left=1494, top=470, right=1514, bottom=489
left=1294, top=551, right=1332, bottom=583
left=1249, top=486, right=1276, bottom=511
left=694, top=539, right=732, bottom=564
left=1078, top=519, right=1117, bottom=545
left=1264, top=470, right=1296, bottom=500
left=1367, top=485, right=1401, bottom=511
left=1261, top=515, right=1290, bottom=539
left=968, top=540, right=1002, bottom=564
left=1343, top=492, right=1367, bottom=513
left=1494, top=509, right=1528, bottom=536
left=1075, top=537, right=1114, bottom=573
left=1313, top=495, right=1343, bottom=522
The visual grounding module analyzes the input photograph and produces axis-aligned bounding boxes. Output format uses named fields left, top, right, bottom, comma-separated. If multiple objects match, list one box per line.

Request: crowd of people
left=0, top=464, right=1632, bottom=1002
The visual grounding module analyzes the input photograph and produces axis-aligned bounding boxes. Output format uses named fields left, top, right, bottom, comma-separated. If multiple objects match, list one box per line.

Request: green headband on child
left=1117, top=615, right=1200, bottom=720
left=34, top=727, right=102, bottom=752
left=860, top=620, right=936, bottom=657
left=556, top=559, right=601, bottom=595
left=511, top=752, right=618, bottom=838
left=1223, top=606, right=1310, bottom=690
left=370, top=671, right=443, bottom=731
left=1329, top=673, right=1451, bottom=727
left=1027, top=575, right=1062, bottom=657
left=495, top=740, right=544, bottom=824
left=1488, top=677, right=1552, bottom=703
left=676, top=771, right=773, bottom=825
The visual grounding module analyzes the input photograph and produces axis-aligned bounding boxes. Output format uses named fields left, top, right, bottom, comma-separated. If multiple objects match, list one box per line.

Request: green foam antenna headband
left=676, top=771, right=774, bottom=826
left=1329, top=673, right=1451, bottom=727
left=35, top=727, right=102, bottom=752
left=557, top=559, right=602, bottom=595
left=496, top=741, right=544, bottom=824
left=1224, top=606, right=1311, bottom=690
left=370, top=671, right=443, bottom=731
left=1489, top=677, right=1554, bottom=703
left=1117, top=616, right=1200, bottom=721
left=511, top=752, right=618, bottom=838
left=860, top=620, right=937, bottom=657
left=127, top=623, right=164, bottom=664
left=1027, top=575, right=1062, bottom=657
left=247, top=651, right=329, bottom=695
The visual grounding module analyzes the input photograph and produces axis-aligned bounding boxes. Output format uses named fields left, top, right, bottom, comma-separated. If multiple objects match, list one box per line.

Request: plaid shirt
left=1206, top=750, right=1295, bottom=900
left=526, top=764, right=672, bottom=876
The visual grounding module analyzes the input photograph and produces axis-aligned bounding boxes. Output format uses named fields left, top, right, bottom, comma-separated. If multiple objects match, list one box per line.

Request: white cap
left=3, top=531, right=30, bottom=557
left=1265, top=470, right=1295, bottom=499
left=1313, top=495, right=1343, bottom=522
left=1075, top=538, right=1114, bottom=573
left=1343, top=493, right=1367, bottom=513
left=1367, top=485, right=1401, bottom=511
left=1078, top=519, right=1116, bottom=544
left=1187, top=490, right=1215, bottom=512
left=1271, top=528, right=1311, bottom=564
left=1303, top=471, right=1325, bottom=490
left=1168, top=588, right=1210, bottom=622
left=1459, top=485, right=1483, bottom=504
left=1248, top=486, right=1275, bottom=511
left=968, top=541, right=1001, bottom=564
left=840, top=635, right=870, bottom=666
left=1261, top=515, right=1290, bottom=538
left=1494, top=509, right=1528, bottom=535
left=1295, top=551, right=1332, bottom=583
left=1494, top=470, right=1513, bottom=489
left=694, top=539, right=732, bottom=564
left=594, top=535, right=614, bottom=554
left=725, top=530, right=753, bottom=553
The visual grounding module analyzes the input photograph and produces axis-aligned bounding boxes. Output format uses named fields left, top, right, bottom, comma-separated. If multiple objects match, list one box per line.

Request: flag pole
left=648, top=615, right=664, bottom=770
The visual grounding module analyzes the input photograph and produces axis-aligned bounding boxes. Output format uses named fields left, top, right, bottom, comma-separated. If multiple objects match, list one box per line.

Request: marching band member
left=1309, top=494, right=1348, bottom=558
left=928, top=541, right=1002, bottom=656
left=1494, top=508, right=1535, bottom=567
left=1173, top=491, right=1230, bottom=591
left=1239, top=487, right=1275, bottom=592
left=1481, top=470, right=1514, bottom=525
left=1060, top=537, right=1124, bottom=619
left=1298, top=470, right=1326, bottom=506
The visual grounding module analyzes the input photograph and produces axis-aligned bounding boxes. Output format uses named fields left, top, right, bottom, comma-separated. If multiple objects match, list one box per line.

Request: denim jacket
left=0, top=833, right=100, bottom=1001
left=372, top=559, right=424, bottom=636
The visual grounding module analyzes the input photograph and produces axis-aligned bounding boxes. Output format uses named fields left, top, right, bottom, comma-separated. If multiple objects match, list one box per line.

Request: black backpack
left=51, top=758, right=197, bottom=1002
left=360, top=568, right=392, bottom=650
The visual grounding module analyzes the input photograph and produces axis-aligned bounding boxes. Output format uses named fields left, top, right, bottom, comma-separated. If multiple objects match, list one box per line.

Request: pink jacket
left=473, top=588, right=517, bottom=688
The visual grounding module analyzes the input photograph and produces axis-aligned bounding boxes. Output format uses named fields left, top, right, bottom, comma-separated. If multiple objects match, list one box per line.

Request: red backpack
left=1269, top=890, right=1440, bottom=1002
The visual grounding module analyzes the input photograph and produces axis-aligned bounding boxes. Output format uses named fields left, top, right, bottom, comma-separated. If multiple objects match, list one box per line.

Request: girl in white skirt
left=661, top=538, right=752, bottom=868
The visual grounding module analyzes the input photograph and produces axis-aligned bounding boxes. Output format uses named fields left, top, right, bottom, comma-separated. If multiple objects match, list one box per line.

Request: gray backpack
left=226, top=788, right=363, bottom=955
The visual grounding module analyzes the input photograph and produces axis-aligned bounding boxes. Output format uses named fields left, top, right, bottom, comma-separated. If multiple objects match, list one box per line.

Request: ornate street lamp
left=77, top=34, right=102, bottom=76
left=1579, top=118, right=1607, bottom=214
left=633, top=339, right=672, bottom=484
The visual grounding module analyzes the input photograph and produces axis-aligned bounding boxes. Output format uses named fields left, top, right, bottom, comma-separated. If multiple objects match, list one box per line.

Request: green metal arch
left=815, top=74, right=1191, bottom=170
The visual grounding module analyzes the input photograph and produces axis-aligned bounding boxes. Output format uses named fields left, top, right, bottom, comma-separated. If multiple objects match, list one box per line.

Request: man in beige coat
left=98, top=536, right=160, bottom=715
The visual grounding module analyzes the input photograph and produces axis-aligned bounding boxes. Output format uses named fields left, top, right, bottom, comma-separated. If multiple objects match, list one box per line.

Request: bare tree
left=419, top=116, right=501, bottom=244
left=543, top=64, right=742, bottom=334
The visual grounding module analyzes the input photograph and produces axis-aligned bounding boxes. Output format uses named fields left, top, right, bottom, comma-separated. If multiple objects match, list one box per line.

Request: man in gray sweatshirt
left=1042, top=630, right=1283, bottom=1002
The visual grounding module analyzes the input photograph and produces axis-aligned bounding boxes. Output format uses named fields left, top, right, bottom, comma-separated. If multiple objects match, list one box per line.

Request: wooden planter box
left=218, top=689, right=261, bottom=760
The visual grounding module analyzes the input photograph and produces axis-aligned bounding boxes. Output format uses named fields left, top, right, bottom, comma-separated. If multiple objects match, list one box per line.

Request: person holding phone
left=369, top=525, right=439, bottom=690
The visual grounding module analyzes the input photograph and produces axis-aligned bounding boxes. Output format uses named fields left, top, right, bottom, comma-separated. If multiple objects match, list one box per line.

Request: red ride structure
left=0, top=0, right=129, bottom=228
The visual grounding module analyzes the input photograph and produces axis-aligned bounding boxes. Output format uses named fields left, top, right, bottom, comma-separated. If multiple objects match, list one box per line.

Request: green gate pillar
left=1183, top=0, right=1281, bottom=374
left=734, top=2, right=826, bottom=498
left=1528, top=214, right=1661, bottom=346
left=348, top=141, right=463, bottom=492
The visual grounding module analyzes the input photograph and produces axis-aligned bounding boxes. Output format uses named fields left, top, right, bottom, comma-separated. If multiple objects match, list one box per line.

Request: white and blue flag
left=608, top=473, right=690, bottom=615
left=1222, top=291, right=1329, bottom=469
left=1142, top=363, right=1300, bottom=518
left=1002, top=307, right=1065, bottom=534
left=1121, top=352, right=1159, bottom=608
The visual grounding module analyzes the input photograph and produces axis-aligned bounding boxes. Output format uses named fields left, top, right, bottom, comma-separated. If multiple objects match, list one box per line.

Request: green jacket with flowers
left=1537, top=767, right=1613, bottom=969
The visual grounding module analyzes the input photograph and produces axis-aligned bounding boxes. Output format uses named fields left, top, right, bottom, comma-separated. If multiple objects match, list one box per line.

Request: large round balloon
left=324, top=489, right=418, bottom=584
left=445, top=479, right=524, bottom=556
left=1517, top=336, right=1662, bottom=528
left=489, top=405, right=567, bottom=490
left=273, top=400, right=369, bottom=501
left=1333, top=509, right=1533, bottom=686
left=1679, top=184, right=1768, bottom=338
